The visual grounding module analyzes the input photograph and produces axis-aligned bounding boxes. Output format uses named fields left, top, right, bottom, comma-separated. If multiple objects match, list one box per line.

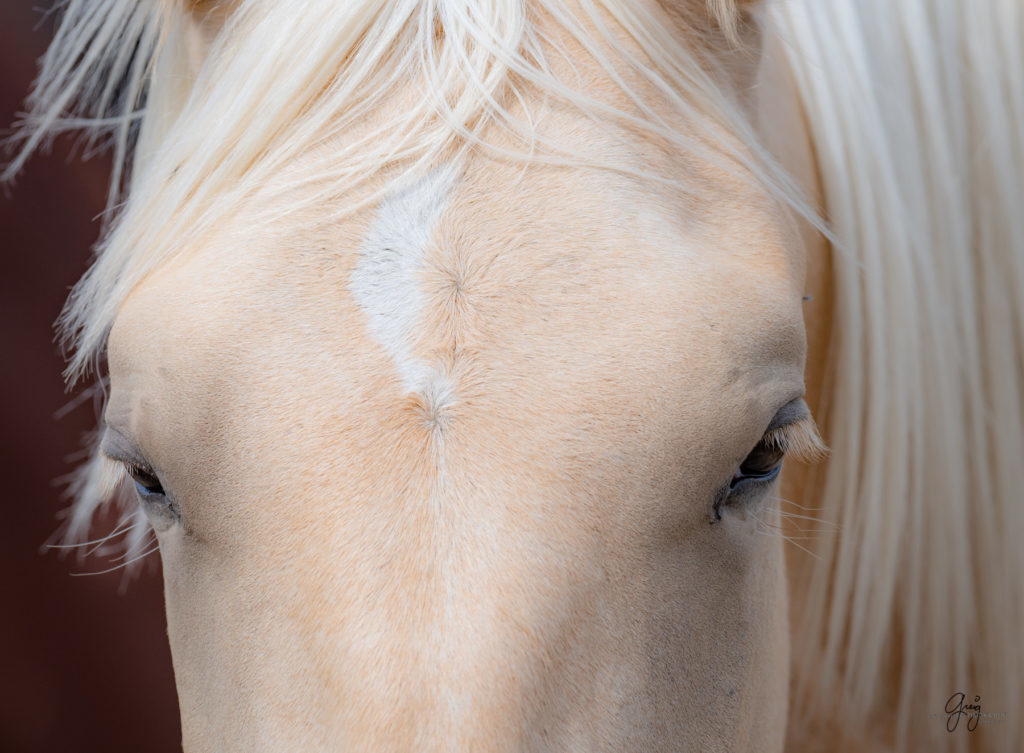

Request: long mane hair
left=768, top=3, right=1024, bottom=751
left=6, top=1, right=1022, bottom=751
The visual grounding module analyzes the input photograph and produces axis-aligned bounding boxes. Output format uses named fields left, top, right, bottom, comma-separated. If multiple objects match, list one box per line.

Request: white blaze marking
left=350, top=166, right=458, bottom=402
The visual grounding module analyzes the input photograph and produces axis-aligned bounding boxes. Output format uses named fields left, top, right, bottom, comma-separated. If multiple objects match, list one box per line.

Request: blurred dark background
left=1, top=3, right=181, bottom=751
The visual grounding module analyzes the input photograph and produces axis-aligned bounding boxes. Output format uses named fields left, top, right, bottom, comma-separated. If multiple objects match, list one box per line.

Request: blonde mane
left=769, top=2, right=1024, bottom=751
left=7, top=1, right=1022, bottom=751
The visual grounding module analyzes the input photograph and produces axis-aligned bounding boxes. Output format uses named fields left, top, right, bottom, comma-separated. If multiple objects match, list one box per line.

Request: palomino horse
left=7, top=0, right=1022, bottom=750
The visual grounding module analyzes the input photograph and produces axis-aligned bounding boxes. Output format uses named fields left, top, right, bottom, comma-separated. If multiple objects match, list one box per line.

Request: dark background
left=1, top=3, right=181, bottom=751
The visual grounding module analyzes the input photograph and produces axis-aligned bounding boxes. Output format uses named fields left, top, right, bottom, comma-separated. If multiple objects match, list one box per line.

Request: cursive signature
left=945, top=692, right=982, bottom=732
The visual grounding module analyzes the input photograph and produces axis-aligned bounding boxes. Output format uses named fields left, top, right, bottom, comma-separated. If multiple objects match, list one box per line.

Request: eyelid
left=766, top=398, right=811, bottom=432
left=99, top=427, right=154, bottom=472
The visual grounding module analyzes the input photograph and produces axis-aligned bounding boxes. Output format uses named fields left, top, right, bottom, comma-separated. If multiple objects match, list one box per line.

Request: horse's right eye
left=126, top=464, right=165, bottom=497
left=124, top=462, right=181, bottom=532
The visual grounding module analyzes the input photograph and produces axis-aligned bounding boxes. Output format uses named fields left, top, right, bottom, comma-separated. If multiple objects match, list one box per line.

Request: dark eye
left=124, top=463, right=181, bottom=531
left=713, top=426, right=791, bottom=522
left=126, top=464, right=165, bottom=497
left=730, top=439, right=785, bottom=489
left=713, top=400, right=823, bottom=522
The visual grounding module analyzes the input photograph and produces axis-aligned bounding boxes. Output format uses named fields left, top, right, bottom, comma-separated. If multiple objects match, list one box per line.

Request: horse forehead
left=108, top=162, right=803, bottom=420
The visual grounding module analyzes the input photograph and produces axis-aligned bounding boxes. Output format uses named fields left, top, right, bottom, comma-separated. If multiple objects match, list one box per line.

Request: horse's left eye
left=731, top=440, right=785, bottom=488
left=713, top=399, right=822, bottom=521
left=712, top=437, right=785, bottom=521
